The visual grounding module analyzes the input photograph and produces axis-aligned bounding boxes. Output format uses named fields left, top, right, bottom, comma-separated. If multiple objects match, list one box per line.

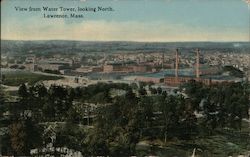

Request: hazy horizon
left=1, top=0, right=250, bottom=42
left=1, top=39, right=249, bottom=43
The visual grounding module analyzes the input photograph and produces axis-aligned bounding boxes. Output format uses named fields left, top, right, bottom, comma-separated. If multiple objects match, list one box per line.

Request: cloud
left=1, top=19, right=248, bottom=42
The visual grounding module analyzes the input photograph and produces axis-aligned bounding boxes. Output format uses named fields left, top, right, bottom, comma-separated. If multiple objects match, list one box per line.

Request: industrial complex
left=134, top=49, right=242, bottom=86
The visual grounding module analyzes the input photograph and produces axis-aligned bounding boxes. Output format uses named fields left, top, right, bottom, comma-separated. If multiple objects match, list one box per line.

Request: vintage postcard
left=0, top=0, right=250, bottom=156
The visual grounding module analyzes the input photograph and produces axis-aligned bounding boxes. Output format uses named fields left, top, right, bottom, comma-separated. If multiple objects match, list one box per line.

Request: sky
left=1, top=0, right=250, bottom=42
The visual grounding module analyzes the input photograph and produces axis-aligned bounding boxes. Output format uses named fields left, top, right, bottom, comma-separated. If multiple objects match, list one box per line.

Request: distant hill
left=1, top=40, right=249, bottom=56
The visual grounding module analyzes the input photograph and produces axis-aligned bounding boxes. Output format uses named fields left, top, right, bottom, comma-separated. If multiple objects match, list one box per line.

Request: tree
left=53, top=122, right=87, bottom=155
left=156, top=87, right=162, bottom=95
left=17, top=84, right=31, bottom=119
left=182, top=81, right=208, bottom=111
left=46, top=85, right=72, bottom=121
left=202, top=99, right=218, bottom=135
left=18, top=83, right=29, bottom=98
left=0, top=87, right=6, bottom=116
left=138, top=87, right=147, bottom=96
left=149, top=87, right=157, bottom=95
left=130, top=82, right=138, bottom=90
left=138, top=96, right=154, bottom=131
left=87, top=129, right=109, bottom=156
left=29, top=83, right=48, bottom=121
left=9, top=121, right=27, bottom=155
left=9, top=119, right=42, bottom=156
left=180, top=99, right=198, bottom=139
left=90, top=92, right=140, bottom=156
left=223, top=65, right=244, bottom=78
left=139, top=82, right=147, bottom=88
left=160, top=95, right=184, bottom=141
left=91, top=90, right=111, bottom=104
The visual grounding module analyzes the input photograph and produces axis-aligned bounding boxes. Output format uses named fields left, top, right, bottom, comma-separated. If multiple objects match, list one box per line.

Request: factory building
left=133, top=49, right=241, bottom=86
left=135, top=76, right=164, bottom=84
left=103, top=64, right=148, bottom=73
left=164, top=49, right=241, bottom=86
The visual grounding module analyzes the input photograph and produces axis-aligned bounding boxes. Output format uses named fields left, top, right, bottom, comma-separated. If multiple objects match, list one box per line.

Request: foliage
left=9, top=119, right=42, bottom=156
left=0, top=81, right=249, bottom=156
left=223, top=65, right=244, bottom=78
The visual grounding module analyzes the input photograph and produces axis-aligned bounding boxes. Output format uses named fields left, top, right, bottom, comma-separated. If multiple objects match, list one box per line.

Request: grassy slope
left=136, top=122, right=250, bottom=157
left=3, top=72, right=63, bottom=86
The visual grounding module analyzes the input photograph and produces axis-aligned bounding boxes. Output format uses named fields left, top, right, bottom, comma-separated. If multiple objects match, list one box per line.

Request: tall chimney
left=175, top=49, right=179, bottom=78
left=196, top=49, right=200, bottom=78
left=122, top=54, right=125, bottom=66
left=137, top=57, right=140, bottom=65
left=162, top=53, right=164, bottom=69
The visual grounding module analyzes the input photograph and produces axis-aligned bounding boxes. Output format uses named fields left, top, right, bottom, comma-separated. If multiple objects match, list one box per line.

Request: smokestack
left=175, top=49, right=179, bottom=78
left=33, top=55, right=35, bottom=64
left=137, top=57, right=140, bottom=65
left=122, top=54, right=125, bottom=66
left=196, top=49, right=200, bottom=78
left=162, top=53, right=164, bottom=69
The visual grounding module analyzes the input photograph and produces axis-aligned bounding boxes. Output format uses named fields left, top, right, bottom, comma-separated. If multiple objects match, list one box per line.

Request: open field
left=136, top=133, right=250, bottom=156
left=2, top=69, right=63, bottom=86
